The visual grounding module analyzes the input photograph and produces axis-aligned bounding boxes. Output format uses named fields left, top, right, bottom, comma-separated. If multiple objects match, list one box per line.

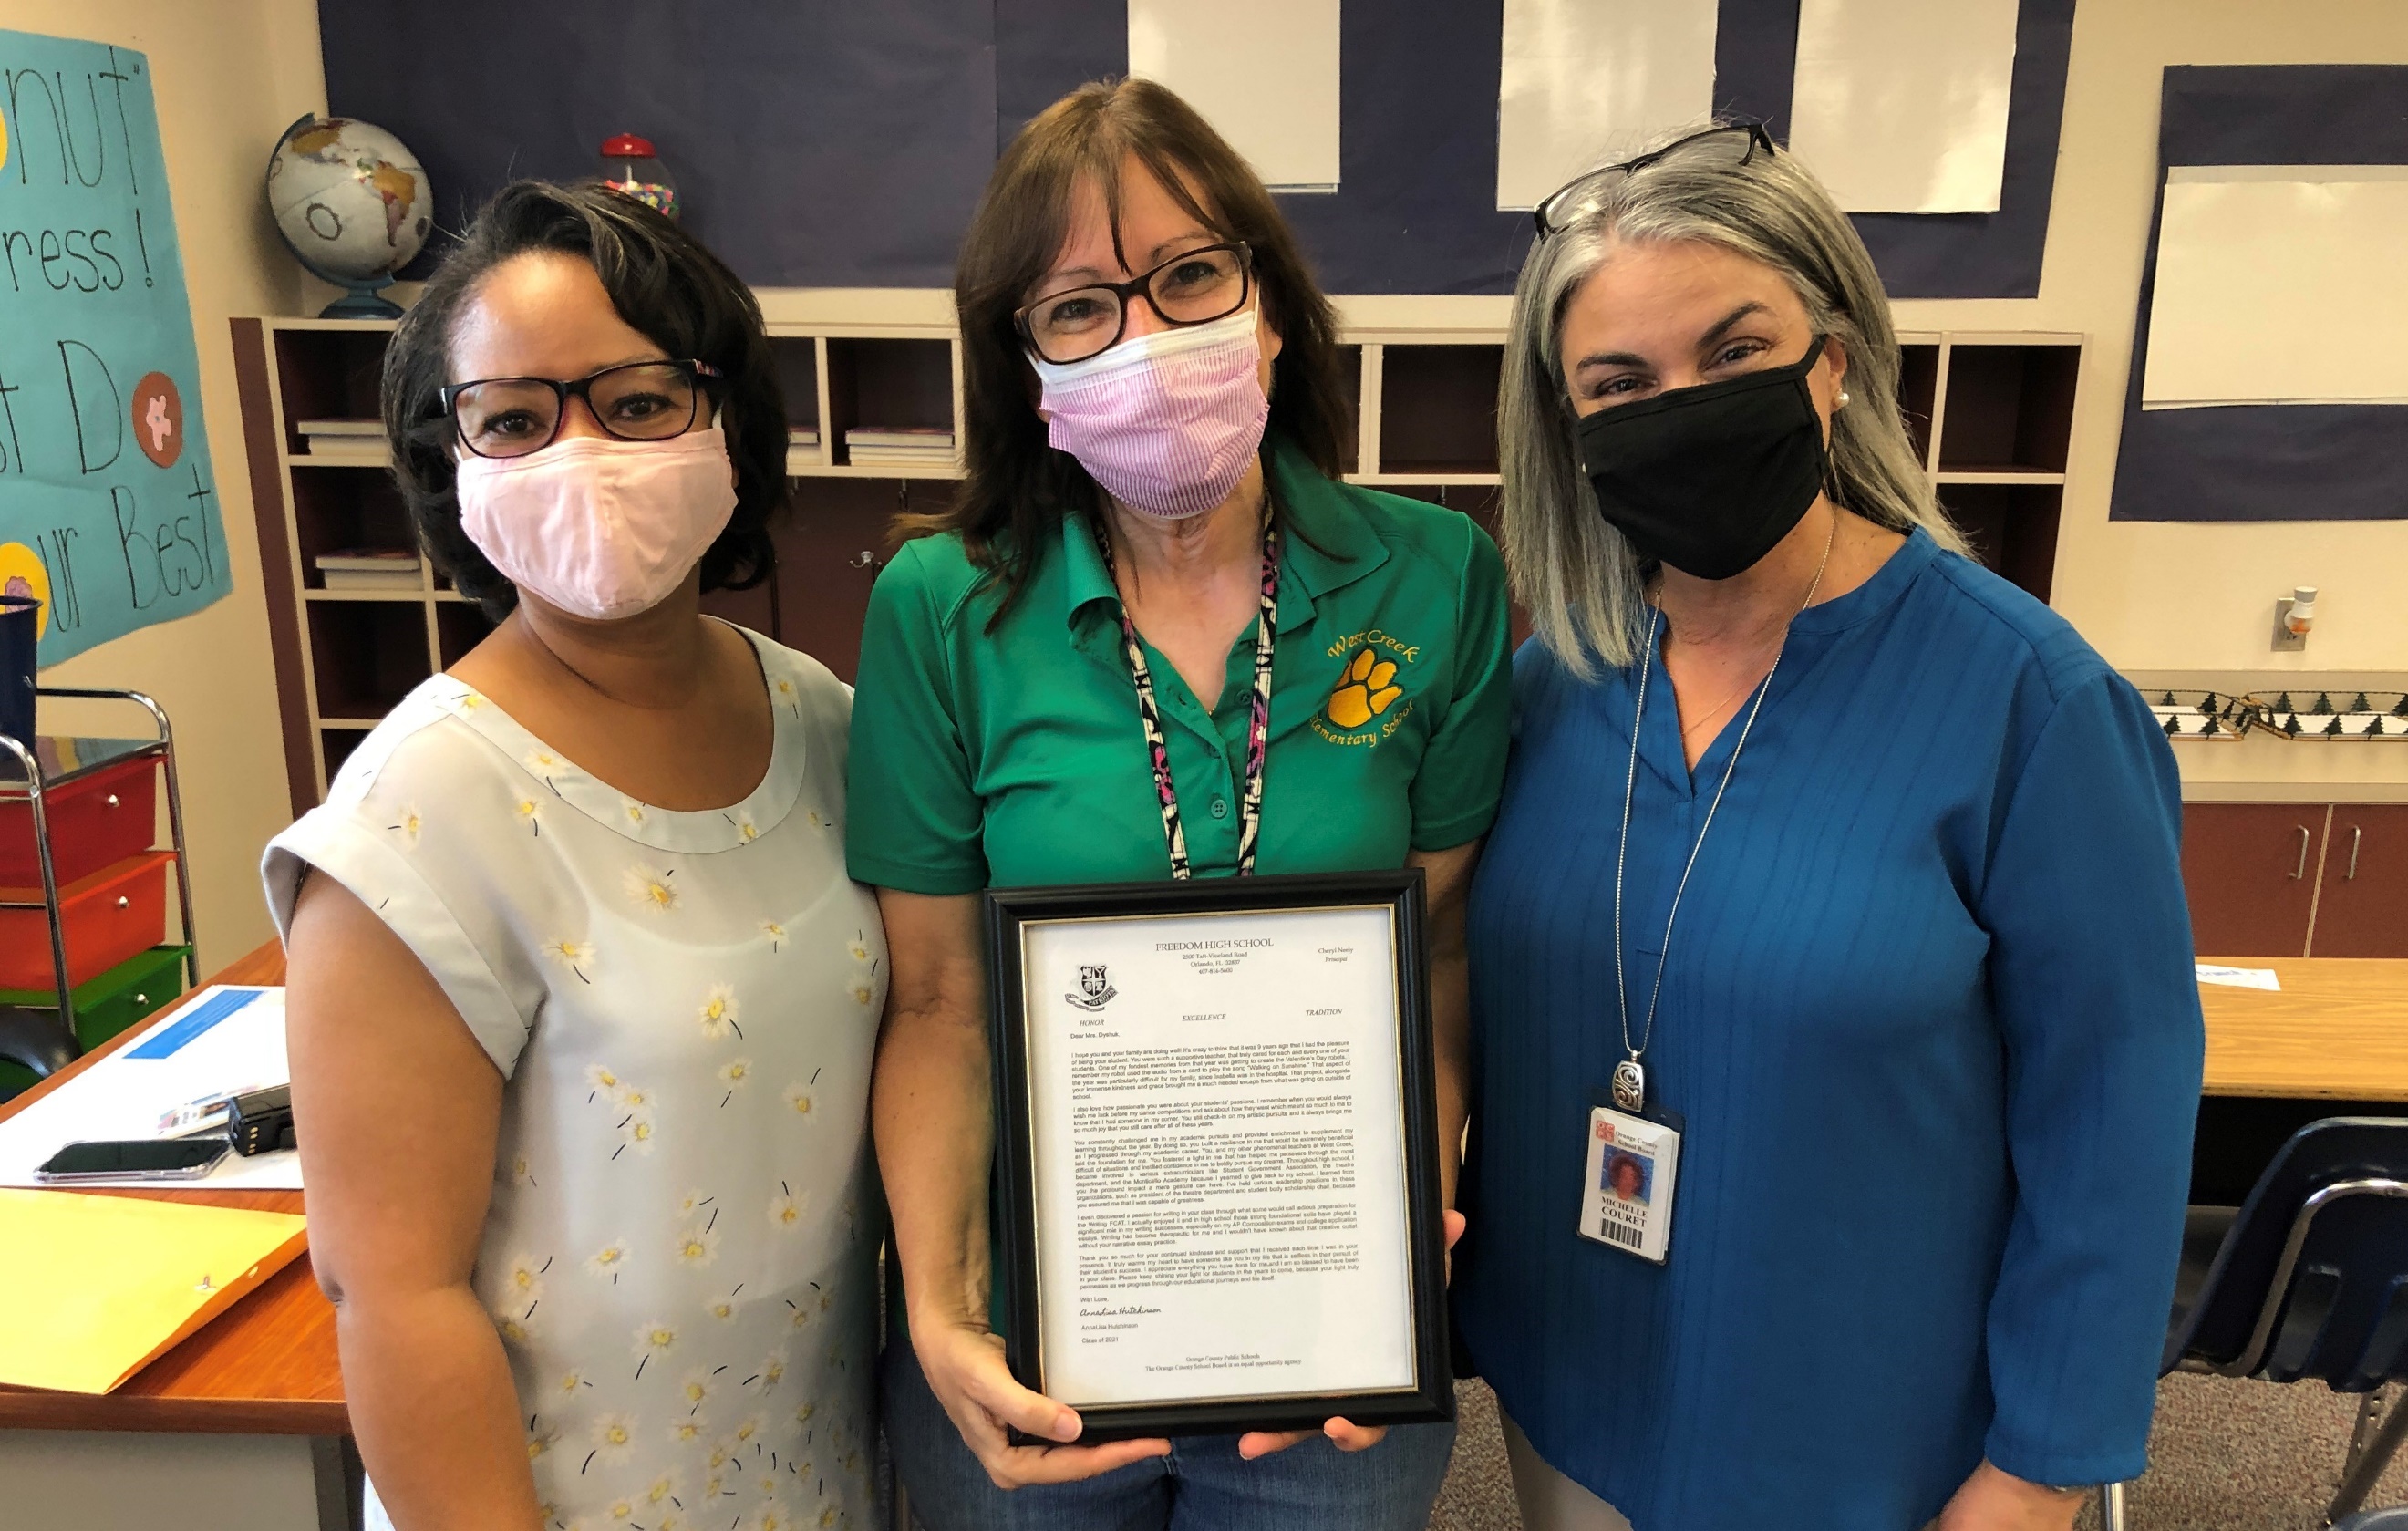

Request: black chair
left=2102, top=1118, right=2408, bottom=1530
left=0, top=1002, right=77, bottom=1098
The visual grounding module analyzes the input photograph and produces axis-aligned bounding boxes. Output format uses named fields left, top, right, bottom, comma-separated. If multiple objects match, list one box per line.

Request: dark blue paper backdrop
left=319, top=0, right=2071, bottom=298
left=2109, top=65, right=2408, bottom=522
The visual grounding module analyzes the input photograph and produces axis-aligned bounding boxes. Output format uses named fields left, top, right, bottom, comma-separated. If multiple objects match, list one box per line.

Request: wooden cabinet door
left=2181, top=802, right=2328, bottom=957
left=2310, top=804, right=2408, bottom=957
left=700, top=479, right=915, bottom=684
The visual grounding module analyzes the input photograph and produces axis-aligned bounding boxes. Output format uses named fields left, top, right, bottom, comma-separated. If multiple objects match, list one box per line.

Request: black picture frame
left=985, top=868, right=1455, bottom=1443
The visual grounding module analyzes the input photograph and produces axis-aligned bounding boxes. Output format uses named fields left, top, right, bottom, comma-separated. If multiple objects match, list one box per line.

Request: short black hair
left=382, top=179, right=785, bottom=619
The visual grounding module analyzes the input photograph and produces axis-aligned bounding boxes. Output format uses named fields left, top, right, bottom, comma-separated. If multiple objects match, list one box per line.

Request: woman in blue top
left=1452, top=123, right=2205, bottom=1531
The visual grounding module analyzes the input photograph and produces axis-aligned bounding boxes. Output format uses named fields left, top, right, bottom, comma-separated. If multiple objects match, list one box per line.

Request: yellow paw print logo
left=1325, top=647, right=1403, bottom=729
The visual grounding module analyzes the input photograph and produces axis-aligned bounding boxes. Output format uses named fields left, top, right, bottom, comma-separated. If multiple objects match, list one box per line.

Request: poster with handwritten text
left=0, top=30, right=229, bottom=667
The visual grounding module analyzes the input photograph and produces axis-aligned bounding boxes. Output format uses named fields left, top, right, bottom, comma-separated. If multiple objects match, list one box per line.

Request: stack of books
left=844, top=426, right=956, bottom=467
left=315, top=548, right=424, bottom=592
left=293, top=418, right=387, bottom=464
left=785, top=424, right=822, bottom=473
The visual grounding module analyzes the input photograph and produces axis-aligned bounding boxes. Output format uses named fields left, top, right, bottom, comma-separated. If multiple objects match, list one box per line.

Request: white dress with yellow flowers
left=263, top=626, right=884, bottom=1531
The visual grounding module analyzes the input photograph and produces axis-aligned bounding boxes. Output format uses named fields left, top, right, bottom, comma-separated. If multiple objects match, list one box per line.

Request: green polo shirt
left=845, top=440, right=1510, bottom=895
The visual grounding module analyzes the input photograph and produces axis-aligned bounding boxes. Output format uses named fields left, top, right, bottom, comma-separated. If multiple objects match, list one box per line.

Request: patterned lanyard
left=1094, top=513, right=1282, bottom=880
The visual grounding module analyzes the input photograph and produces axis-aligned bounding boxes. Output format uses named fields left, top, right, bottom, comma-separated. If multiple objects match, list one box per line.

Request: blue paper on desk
left=0, top=28, right=232, bottom=666
left=125, top=987, right=259, bottom=1058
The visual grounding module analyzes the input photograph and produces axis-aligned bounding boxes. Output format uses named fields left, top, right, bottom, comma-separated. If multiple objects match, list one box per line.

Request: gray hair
left=1497, top=124, right=1968, bottom=676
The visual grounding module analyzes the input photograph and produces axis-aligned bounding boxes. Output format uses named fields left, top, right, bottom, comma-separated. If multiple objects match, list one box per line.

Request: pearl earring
left=1835, top=389, right=1851, bottom=408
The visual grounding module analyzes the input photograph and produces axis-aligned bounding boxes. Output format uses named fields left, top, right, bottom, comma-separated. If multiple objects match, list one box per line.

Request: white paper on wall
left=1494, top=0, right=1720, bottom=212
left=1129, top=0, right=1341, bottom=191
left=1786, top=0, right=2018, bottom=213
left=2143, top=166, right=2408, bottom=409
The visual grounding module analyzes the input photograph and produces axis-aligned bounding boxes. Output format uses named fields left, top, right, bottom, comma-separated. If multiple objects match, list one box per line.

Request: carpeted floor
left=1425, top=1381, right=1518, bottom=1530
left=1426, top=1375, right=2408, bottom=1530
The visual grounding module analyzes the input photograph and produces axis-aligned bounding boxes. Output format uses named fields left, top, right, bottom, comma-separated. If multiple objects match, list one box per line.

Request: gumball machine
left=599, top=133, right=679, bottom=220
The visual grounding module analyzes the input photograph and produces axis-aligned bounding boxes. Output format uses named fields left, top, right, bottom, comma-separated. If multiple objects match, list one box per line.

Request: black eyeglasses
left=1532, top=123, right=1778, bottom=238
left=1015, top=241, right=1255, bottom=365
left=438, top=358, right=725, bottom=460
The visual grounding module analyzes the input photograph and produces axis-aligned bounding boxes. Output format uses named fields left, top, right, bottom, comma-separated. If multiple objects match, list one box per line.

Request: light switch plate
left=2272, top=598, right=2307, bottom=652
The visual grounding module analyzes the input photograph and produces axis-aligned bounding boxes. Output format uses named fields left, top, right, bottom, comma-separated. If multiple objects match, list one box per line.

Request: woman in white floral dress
left=267, top=181, right=882, bottom=1531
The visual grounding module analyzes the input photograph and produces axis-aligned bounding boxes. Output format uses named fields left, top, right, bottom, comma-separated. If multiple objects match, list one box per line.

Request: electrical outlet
left=2272, top=597, right=2307, bottom=652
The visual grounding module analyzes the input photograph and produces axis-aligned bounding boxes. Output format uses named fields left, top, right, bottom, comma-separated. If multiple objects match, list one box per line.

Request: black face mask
left=1574, top=334, right=1830, bottom=581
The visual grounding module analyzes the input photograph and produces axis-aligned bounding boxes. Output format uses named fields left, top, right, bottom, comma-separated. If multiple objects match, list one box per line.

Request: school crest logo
left=1067, top=964, right=1117, bottom=1011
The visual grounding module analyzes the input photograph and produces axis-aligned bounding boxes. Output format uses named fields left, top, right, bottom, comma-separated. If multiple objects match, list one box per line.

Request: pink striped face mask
left=1032, top=305, right=1270, bottom=519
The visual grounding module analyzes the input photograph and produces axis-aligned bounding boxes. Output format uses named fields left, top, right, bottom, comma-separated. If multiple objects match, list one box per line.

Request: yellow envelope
left=0, top=1189, right=309, bottom=1393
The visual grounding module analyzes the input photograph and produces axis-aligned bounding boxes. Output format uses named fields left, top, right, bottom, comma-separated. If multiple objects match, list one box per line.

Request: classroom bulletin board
left=2111, top=65, right=2408, bottom=524
left=0, top=28, right=229, bottom=667
left=318, top=0, right=2073, bottom=301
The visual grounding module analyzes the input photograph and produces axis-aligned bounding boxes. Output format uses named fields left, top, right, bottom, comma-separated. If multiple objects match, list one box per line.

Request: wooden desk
left=0, top=941, right=341, bottom=1434
left=2199, top=956, right=2408, bottom=1102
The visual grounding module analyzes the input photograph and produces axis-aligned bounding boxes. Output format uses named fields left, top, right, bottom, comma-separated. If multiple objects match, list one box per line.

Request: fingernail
left=1054, top=1412, right=1080, bottom=1441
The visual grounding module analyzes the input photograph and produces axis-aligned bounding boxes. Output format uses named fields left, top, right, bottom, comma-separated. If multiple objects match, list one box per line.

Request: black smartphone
left=35, top=1136, right=232, bottom=1182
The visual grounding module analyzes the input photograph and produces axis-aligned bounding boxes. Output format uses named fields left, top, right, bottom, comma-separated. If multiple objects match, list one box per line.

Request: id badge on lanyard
left=1585, top=564, right=1823, bottom=1268
left=1579, top=1098, right=1682, bottom=1264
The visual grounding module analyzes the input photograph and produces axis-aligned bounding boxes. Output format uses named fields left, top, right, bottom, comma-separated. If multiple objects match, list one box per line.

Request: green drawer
left=0, top=943, right=191, bottom=1099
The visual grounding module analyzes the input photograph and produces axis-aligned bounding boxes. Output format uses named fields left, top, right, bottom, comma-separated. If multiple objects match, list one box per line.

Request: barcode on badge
left=1597, top=1215, right=1643, bottom=1250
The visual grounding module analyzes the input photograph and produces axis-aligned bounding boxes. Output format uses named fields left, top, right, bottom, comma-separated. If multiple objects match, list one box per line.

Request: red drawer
left=0, top=756, right=158, bottom=885
left=0, top=851, right=172, bottom=990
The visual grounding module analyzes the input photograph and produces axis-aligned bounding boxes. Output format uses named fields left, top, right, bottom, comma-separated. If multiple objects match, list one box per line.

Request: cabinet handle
left=2291, top=825, right=2310, bottom=880
left=105, top=793, right=119, bottom=808
left=2347, top=824, right=2362, bottom=881
left=115, top=895, right=129, bottom=909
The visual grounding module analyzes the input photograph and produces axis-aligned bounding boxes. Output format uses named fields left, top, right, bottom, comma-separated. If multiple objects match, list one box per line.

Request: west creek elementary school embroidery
left=1315, top=627, right=1420, bottom=746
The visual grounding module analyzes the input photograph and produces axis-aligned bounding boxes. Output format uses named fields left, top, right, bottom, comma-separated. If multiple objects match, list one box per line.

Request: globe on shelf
left=266, top=114, right=433, bottom=318
left=599, top=133, right=679, bottom=220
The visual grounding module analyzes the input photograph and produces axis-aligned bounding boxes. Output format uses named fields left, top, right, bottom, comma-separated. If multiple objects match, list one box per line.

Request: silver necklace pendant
left=1611, top=1057, right=1647, bottom=1114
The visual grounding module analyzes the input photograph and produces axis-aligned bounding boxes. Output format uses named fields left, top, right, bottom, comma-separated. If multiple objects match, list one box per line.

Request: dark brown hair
left=383, top=180, right=786, bottom=620
left=914, top=78, right=1351, bottom=611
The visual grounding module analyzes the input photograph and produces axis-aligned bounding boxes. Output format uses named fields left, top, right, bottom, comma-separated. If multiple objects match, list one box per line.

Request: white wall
left=9, top=0, right=326, bottom=973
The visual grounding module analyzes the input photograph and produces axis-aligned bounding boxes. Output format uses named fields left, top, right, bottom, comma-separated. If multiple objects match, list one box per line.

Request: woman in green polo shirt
left=846, top=78, right=1509, bottom=1531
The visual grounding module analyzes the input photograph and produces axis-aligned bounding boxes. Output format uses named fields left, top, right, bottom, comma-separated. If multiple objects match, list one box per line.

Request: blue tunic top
left=1454, top=530, right=2204, bottom=1530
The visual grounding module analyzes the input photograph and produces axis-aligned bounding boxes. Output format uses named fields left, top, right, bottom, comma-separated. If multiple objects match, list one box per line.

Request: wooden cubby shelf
left=1900, top=332, right=2083, bottom=605
left=232, top=312, right=2082, bottom=812
left=778, top=334, right=965, bottom=477
left=1935, top=342, right=2078, bottom=475
left=1349, top=339, right=1504, bottom=485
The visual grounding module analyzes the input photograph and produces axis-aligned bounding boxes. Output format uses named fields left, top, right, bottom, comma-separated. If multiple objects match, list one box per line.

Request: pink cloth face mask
left=1032, top=305, right=1270, bottom=519
left=454, top=427, right=738, bottom=621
